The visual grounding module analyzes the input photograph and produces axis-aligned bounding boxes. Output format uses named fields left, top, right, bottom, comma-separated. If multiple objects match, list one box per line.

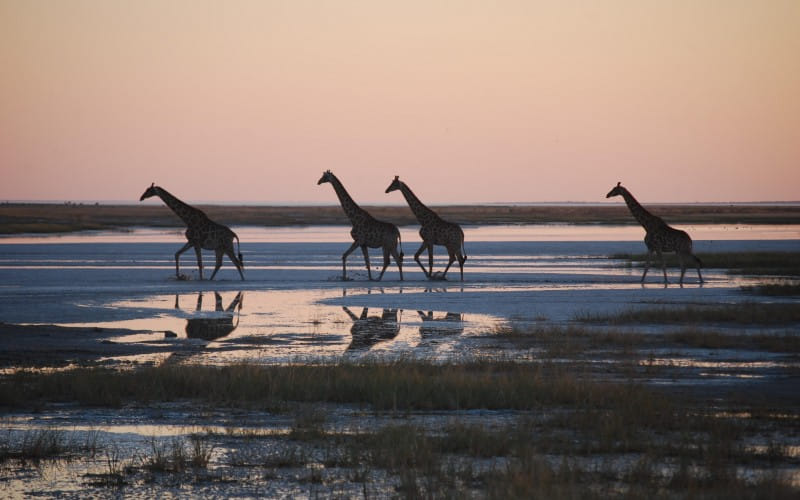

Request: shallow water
left=0, top=225, right=797, bottom=365
left=1, top=225, right=798, bottom=497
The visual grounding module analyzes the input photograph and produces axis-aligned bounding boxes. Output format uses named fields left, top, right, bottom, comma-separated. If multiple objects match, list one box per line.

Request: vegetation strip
left=611, top=251, right=800, bottom=276
left=576, top=303, right=800, bottom=325
left=1, top=361, right=663, bottom=412
left=3, top=203, right=800, bottom=234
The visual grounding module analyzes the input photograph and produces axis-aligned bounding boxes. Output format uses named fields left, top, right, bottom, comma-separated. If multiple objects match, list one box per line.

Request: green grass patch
left=611, top=251, right=800, bottom=276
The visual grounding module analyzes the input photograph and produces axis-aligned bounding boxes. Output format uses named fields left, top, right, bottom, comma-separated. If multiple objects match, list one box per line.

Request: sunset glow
left=2, top=1, right=798, bottom=203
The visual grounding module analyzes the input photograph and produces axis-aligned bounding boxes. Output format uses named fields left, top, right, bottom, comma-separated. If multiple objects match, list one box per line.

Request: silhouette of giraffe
left=317, top=171, right=403, bottom=281
left=606, top=182, right=702, bottom=284
left=386, top=176, right=467, bottom=280
left=176, top=291, right=244, bottom=341
left=140, top=183, right=244, bottom=280
left=342, top=306, right=400, bottom=352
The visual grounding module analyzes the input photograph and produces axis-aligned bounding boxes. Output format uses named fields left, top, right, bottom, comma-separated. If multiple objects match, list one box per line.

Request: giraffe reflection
left=176, top=291, right=244, bottom=341
left=342, top=307, right=400, bottom=352
left=417, top=311, right=464, bottom=339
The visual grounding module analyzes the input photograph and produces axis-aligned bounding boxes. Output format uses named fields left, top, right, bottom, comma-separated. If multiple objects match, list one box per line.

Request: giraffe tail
left=235, top=234, right=244, bottom=266
left=462, top=239, right=468, bottom=261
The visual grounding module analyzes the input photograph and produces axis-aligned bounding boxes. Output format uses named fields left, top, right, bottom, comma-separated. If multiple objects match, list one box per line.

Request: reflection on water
left=62, top=289, right=503, bottom=365
left=179, top=291, right=243, bottom=341
left=417, top=311, right=464, bottom=338
left=343, top=307, right=400, bottom=352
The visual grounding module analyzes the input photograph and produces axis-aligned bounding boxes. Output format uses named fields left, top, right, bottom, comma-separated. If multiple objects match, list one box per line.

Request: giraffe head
left=606, top=182, right=625, bottom=199
left=317, top=170, right=334, bottom=185
left=385, top=176, right=402, bottom=194
left=139, top=183, right=158, bottom=201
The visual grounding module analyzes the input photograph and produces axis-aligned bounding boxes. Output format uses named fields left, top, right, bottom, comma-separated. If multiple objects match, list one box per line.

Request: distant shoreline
left=2, top=203, right=799, bottom=235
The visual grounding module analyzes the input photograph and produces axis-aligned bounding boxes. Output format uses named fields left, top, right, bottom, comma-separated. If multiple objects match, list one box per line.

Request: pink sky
left=2, top=1, right=798, bottom=204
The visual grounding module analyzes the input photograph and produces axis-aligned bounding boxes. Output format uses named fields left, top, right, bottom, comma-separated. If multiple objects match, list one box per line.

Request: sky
left=1, top=1, right=798, bottom=204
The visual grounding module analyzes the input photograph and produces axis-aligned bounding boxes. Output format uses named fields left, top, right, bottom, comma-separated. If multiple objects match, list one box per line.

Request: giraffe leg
left=209, top=250, right=224, bottom=281
left=428, top=244, right=434, bottom=277
left=657, top=251, right=668, bottom=285
left=341, top=241, right=359, bottom=280
left=413, top=242, right=430, bottom=277
left=457, top=252, right=466, bottom=281
left=641, top=251, right=652, bottom=283
left=694, top=254, right=704, bottom=283
left=360, top=245, right=373, bottom=280
left=376, top=247, right=391, bottom=281
left=390, top=245, right=404, bottom=281
left=441, top=250, right=457, bottom=278
left=226, top=249, right=245, bottom=280
left=678, top=254, right=686, bottom=285
left=194, top=246, right=204, bottom=280
left=175, top=242, right=193, bottom=278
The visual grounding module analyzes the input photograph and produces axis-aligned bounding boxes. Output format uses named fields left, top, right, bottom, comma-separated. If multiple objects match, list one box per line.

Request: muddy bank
left=0, top=322, right=192, bottom=369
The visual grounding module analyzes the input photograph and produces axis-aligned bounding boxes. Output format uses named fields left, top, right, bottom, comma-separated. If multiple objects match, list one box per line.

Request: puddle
left=60, top=289, right=503, bottom=365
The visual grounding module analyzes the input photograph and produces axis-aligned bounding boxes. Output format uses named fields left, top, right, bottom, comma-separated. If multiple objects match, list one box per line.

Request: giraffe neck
left=328, top=174, right=368, bottom=223
left=154, top=187, right=206, bottom=226
left=619, top=188, right=660, bottom=232
left=398, top=182, right=438, bottom=226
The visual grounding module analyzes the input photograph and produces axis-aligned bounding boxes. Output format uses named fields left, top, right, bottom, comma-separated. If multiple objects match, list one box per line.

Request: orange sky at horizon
left=1, top=1, right=798, bottom=204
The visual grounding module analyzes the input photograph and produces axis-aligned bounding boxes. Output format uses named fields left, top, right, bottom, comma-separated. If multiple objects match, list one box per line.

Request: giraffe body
left=386, top=176, right=466, bottom=280
left=140, top=184, right=244, bottom=280
left=606, top=182, right=702, bottom=285
left=317, top=171, right=403, bottom=281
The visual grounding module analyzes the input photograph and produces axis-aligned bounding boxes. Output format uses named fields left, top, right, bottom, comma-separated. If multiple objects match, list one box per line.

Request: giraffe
left=139, top=183, right=244, bottom=280
left=606, top=182, right=703, bottom=285
left=385, top=176, right=467, bottom=280
left=317, top=171, right=404, bottom=281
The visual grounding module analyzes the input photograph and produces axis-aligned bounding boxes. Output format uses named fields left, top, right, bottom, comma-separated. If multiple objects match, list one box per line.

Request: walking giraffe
left=139, top=183, right=244, bottom=280
left=385, top=176, right=467, bottom=280
left=317, top=171, right=404, bottom=281
left=606, top=182, right=702, bottom=285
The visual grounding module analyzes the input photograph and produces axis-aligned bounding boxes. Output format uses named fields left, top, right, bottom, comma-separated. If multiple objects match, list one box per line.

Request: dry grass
left=2, top=202, right=799, bottom=234
left=0, top=360, right=660, bottom=413
left=3, top=360, right=798, bottom=497
left=577, top=303, right=800, bottom=325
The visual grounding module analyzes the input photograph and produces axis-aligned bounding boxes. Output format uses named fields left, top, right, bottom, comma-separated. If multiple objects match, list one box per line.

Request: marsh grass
left=577, top=303, right=800, bottom=325
left=3, top=361, right=798, bottom=496
left=612, top=251, right=800, bottom=276
left=1, top=361, right=660, bottom=412
left=493, top=322, right=800, bottom=361
left=0, top=427, right=87, bottom=465
left=742, top=281, right=800, bottom=296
